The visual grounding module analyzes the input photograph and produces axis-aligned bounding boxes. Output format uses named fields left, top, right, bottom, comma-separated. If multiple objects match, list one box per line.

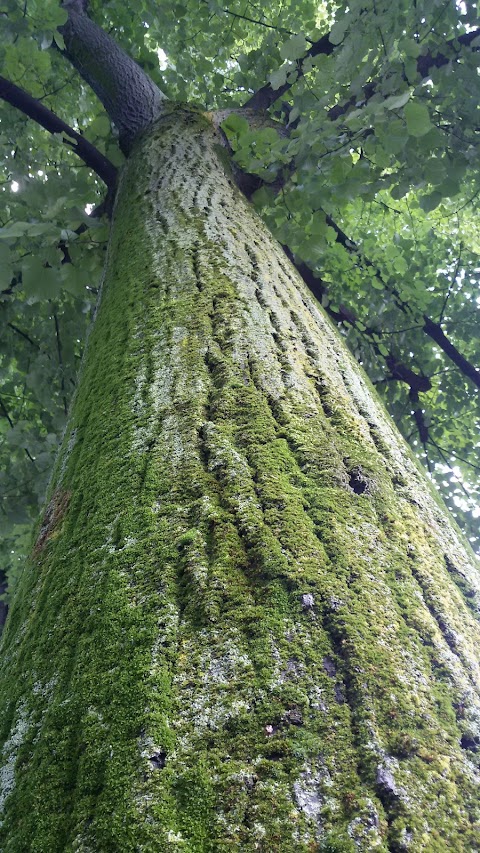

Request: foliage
left=0, top=0, right=479, bottom=596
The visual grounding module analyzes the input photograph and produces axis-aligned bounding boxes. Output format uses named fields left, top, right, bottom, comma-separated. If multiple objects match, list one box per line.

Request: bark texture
left=0, top=110, right=480, bottom=852
left=60, top=2, right=165, bottom=151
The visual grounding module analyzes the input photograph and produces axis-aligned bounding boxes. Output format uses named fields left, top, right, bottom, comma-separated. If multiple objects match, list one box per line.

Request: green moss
left=0, top=108, right=479, bottom=852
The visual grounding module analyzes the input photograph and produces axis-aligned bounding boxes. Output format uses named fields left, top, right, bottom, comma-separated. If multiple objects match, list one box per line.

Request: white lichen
left=0, top=702, right=30, bottom=822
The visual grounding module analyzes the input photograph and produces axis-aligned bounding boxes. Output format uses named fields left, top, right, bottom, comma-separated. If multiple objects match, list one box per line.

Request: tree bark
left=60, top=1, right=165, bottom=152
left=0, top=109, right=479, bottom=852
left=0, top=572, right=7, bottom=635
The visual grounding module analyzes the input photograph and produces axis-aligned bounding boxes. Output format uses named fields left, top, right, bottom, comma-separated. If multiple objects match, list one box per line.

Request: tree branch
left=284, top=213, right=480, bottom=393
left=282, top=245, right=431, bottom=395
left=422, top=315, right=480, bottom=390
left=0, top=396, right=35, bottom=463
left=244, top=32, right=334, bottom=110
left=317, top=212, right=480, bottom=391
left=244, top=25, right=479, bottom=113
left=0, top=570, right=8, bottom=634
left=409, top=388, right=430, bottom=445
left=59, top=1, right=166, bottom=151
left=53, top=311, right=68, bottom=416
left=0, top=75, right=117, bottom=188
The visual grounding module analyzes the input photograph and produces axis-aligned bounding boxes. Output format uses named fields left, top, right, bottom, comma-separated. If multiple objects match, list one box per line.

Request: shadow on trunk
left=0, top=571, right=8, bottom=634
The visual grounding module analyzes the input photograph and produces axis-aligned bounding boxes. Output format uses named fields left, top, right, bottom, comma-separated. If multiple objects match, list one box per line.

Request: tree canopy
left=0, top=0, right=479, bottom=595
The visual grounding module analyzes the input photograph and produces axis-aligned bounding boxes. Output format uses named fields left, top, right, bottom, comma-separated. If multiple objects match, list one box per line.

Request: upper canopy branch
left=59, top=1, right=166, bottom=152
left=287, top=213, right=480, bottom=394
left=244, top=32, right=334, bottom=111
left=0, top=75, right=117, bottom=187
left=245, top=27, right=480, bottom=113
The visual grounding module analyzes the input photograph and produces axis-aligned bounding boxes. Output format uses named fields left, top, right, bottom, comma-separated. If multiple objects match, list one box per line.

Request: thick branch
left=417, top=29, right=480, bottom=77
left=328, top=29, right=480, bottom=121
left=0, top=570, right=8, bottom=634
left=245, top=26, right=479, bottom=113
left=0, top=76, right=116, bottom=188
left=409, top=389, right=430, bottom=445
left=60, top=1, right=166, bottom=152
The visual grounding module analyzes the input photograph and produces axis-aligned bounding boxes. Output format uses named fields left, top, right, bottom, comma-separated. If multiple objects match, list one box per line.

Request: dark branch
left=282, top=245, right=431, bottom=395
left=60, top=1, right=166, bottom=152
left=321, top=212, right=480, bottom=392
left=53, top=311, right=68, bottom=416
left=7, top=323, right=40, bottom=350
left=0, top=396, right=35, bottom=463
left=385, top=355, right=431, bottom=394
left=244, top=32, right=334, bottom=111
left=422, top=316, right=480, bottom=390
left=328, top=29, right=480, bottom=122
left=0, top=570, right=8, bottom=634
left=221, top=8, right=298, bottom=37
left=410, top=389, right=430, bottom=447
left=283, top=211, right=480, bottom=394
left=417, top=29, right=480, bottom=77
left=0, top=76, right=117, bottom=188
left=244, top=25, right=479, bottom=113
left=0, top=396, right=14, bottom=428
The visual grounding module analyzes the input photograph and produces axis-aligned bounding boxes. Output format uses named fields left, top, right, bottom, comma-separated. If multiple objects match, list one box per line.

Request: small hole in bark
left=460, top=733, right=479, bottom=752
left=348, top=465, right=370, bottom=494
left=149, top=751, right=167, bottom=769
left=266, top=752, right=285, bottom=761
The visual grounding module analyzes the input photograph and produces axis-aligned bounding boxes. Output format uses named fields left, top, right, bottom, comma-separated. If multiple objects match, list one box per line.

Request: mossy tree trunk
left=1, top=109, right=480, bottom=852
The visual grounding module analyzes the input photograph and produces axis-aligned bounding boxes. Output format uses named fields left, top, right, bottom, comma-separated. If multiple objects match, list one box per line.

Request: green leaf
left=404, top=102, right=433, bottom=137
left=88, top=115, right=112, bottom=138
left=384, top=90, right=412, bottom=110
left=53, top=31, right=65, bottom=51
left=279, top=34, right=307, bottom=62
left=329, top=18, right=349, bottom=45
left=393, top=255, right=408, bottom=274
left=221, top=113, right=249, bottom=136
left=419, top=191, right=443, bottom=212
left=399, top=39, right=421, bottom=58
left=269, top=65, right=288, bottom=91
left=22, top=259, right=58, bottom=299
left=289, top=107, right=300, bottom=125
left=424, top=158, right=446, bottom=185
left=51, top=6, right=68, bottom=27
left=0, top=223, right=29, bottom=239
left=0, top=243, right=12, bottom=267
left=106, top=145, right=126, bottom=167
left=252, top=186, right=275, bottom=208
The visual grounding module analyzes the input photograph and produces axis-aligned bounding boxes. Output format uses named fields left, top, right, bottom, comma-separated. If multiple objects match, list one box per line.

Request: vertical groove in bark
left=0, top=108, right=479, bottom=852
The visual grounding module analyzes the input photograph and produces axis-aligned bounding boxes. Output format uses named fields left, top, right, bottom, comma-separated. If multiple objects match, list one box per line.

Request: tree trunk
left=1, top=109, right=479, bottom=853
left=0, top=572, right=8, bottom=635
